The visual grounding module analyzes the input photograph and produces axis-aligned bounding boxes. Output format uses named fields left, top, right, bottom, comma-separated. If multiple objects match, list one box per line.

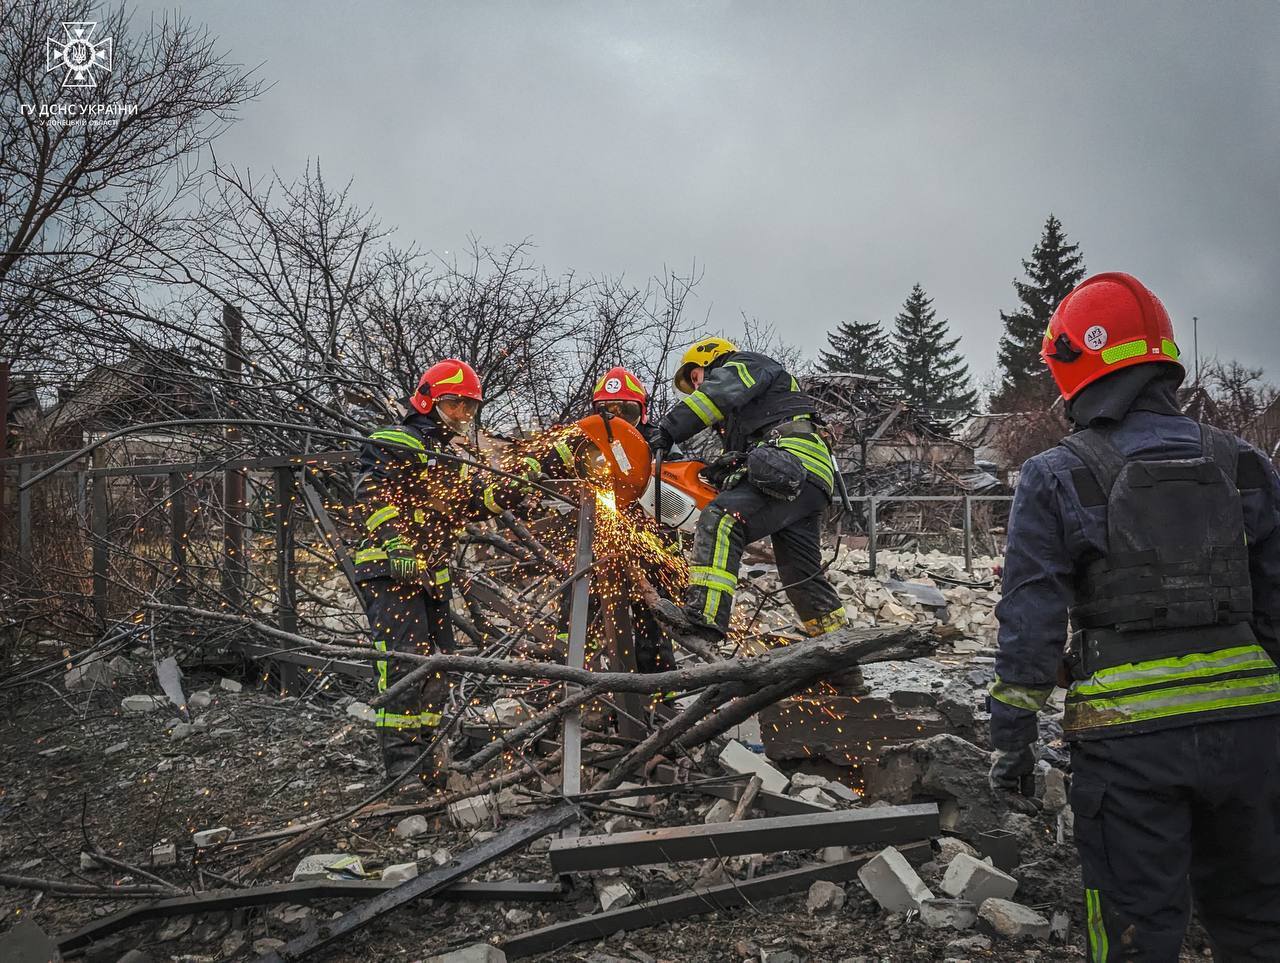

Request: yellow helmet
left=674, top=337, right=738, bottom=394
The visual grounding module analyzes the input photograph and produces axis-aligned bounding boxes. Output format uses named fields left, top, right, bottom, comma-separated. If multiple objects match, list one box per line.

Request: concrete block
left=977, top=898, right=1051, bottom=939
left=718, top=739, right=789, bottom=794
left=806, top=879, right=846, bottom=914
left=189, top=690, right=213, bottom=709
left=394, top=815, right=431, bottom=838
left=121, top=695, right=164, bottom=713
left=595, top=878, right=635, bottom=912
left=65, top=660, right=112, bottom=690
left=448, top=794, right=492, bottom=829
left=192, top=826, right=233, bottom=847
left=794, top=786, right=837, bottom=808
left=219, top=678, right=243, bottom=693
left=169, top=722, right=196, bottom=740
left=150, top=843, right=177, bottom=867
left=380, top=862, right=419, bottom=883
left=1043, top=767, right=1068, bottom=813
left=941, top=853, right=1017, bottom=904
left=703, top=798, right=737, bottom=824
left=788, top=772, right=831, bottom=793
left=919, top=897, right=978, bottom=930
left=935, top=836, right=978, bottom=866
left=424, top=943, right=507, bottom=963
left=856, top=845, right=934, bottom=912
left=821, top=845, right=850, bottom=863
left=346, top=701, right=376, bottom=723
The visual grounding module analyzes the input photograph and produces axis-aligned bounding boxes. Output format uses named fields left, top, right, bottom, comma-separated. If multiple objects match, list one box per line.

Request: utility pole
left=1193, top=316, right=1200, bottom=384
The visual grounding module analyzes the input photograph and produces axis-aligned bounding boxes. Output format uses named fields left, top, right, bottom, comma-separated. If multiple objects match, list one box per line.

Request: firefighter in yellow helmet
left=647, top=338, right=846, bottom=640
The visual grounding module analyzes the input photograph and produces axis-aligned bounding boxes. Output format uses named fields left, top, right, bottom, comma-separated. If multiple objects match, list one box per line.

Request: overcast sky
left=140, top=0, right=1280, bottom=385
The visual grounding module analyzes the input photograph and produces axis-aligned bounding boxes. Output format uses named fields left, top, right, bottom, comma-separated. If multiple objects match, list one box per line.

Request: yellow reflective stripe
left=371, top=429, right=428, bottom=462
left=483, top=486, right=501, bottom=514
left=374, top=638, right=389, bottom=692
left=366, top=505, right=400, bottom=532
left=355, top=547, right=389, bottom=564
left=436, top=368, right=466, bottom=385
left=1100, top=338, right=1148, bottom=365
left=624, top=373, right=643, bottom=393
left=682, top=390, right=724, bottom=426
left=434, top=568, right=450, bottom=586
left=554, top=440, right=574, bottom=467
left=775, top=438, right=834, bottom=485
left=725, top=360, right=755, bottom=388
left=803, top=607, right=846, bottom=636
left=1086, top=889, right=1108, bottom=963
left=689, top=565, right=737, bottom=592
left=1160, top=338, right=1179, bottom=360
left=375, top=710, right=443, bottom=728
left=703, top=513, right=737, bottom=623
left=1072, top=646, right=1275, bottom=696
left=1065, top=673, right=1280, bottom=729
left=991, top=676, right=1055, bottom=712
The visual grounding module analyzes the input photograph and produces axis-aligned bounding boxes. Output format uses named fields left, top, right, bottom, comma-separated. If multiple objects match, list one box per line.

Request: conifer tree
left=992, top=214, right=1086, bottom=410
left=890, top=283, right=976, bottom=413
left=817, top=319, right=893, bottom=379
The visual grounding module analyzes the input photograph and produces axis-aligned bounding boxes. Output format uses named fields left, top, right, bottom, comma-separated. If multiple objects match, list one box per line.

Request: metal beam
left=56, top=879, right=565, bottom=953
left=258, top=802, right=578, bottom=962
left=562, top=497, right=595, bottom=807
left=506, top=844, right=931, bottom=959
left=230, top=641, right=375, bottom=679
left=548, top=802, right=938, bottom=873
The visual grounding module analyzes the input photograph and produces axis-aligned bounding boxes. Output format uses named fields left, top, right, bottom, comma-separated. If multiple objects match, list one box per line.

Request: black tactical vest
left=1062, top=423, right=1255, bottom=673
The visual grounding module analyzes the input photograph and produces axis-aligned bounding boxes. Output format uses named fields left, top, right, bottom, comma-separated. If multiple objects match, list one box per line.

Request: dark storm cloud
left=141, top=0, right=1280, bottom=381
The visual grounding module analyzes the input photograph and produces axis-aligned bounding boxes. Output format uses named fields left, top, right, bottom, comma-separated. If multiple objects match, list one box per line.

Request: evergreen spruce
left=817, top=319, right=893, bottom=379
left=992, top=214, right=1086, bottom=410
left=890, top=283, right=976, bottom=413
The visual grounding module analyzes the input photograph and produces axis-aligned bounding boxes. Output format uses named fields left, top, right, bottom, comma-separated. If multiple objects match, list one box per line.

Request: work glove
left=645, top=425, right=675, bottom=456
left=384, top=538, right=427, bottom=584
left=700, top=450, right=745, bottom=489
left=989, top=745, right=1040, bottom=814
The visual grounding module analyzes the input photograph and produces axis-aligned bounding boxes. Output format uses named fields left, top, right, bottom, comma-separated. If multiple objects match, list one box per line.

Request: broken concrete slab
left=150, top=843, right=176, bottom=867
left=918, top=897, right=978, bottom=930
left=188, top=690, right=213, bottom=709
left=381, top=862, right=419, bottom=884
left=219, top=678, right=243, bottom=693
left=718, top=739, right=789, bottom=794
left=424, top=944, right=507, bottom=963
left=448, top=794, right=492, bottom=829
left=703, top=798, right=736, bottom=824
left=192, top=826, right=232, bottom=847
left=940, top=853, right=1017, bottom=904
left=856, top=845, right=933, bottom=912
left=1043, top=767, right=1068, bottom=813
left=395, top=815, right=431, bottom=839
left=863, top=733, right=1004, bottom=838
left=935, top=836, right=978, bottom=866
left=595, top=878, right=635, bottom=912
left=346, top=701, right=376, bottom=723
left=65, top=660, right=112, bottom=691
left=169, top=722, right=196, bottom=740
left=121, top=695, right=165, bottom=713
left=806, top=879, right=846, bottom=915
left=0, top=919, right=63, bottom=962
left=977, top=898, right=1051, bottom=939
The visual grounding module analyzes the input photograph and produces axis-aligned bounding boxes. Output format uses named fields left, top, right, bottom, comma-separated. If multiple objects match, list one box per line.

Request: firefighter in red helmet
left=592, top=366, right=649, bottom=426
left=354, top=359, right=529, bottom=788
left=989, top=273, right=1280, bottom=959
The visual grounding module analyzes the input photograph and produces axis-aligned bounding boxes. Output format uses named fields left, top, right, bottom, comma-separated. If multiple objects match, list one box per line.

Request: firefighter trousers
left=684, top=478, right=843, bottom=635
left=360, top=577, right=456, bottom=781
left=1069, top=715, right=1280, bottom=961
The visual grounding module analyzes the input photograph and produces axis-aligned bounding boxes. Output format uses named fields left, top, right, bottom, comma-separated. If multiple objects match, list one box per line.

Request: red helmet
left=412, top=358, right=483, bottom=415
left=1042, top=272, right=1183, bottom=401
left=592, top=366, right=648, bottom=424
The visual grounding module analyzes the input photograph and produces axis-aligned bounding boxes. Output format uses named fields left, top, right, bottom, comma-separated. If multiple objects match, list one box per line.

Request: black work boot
left=379, top=729, right=424, bottom=784
left=649, top=598, right=724, bottom=658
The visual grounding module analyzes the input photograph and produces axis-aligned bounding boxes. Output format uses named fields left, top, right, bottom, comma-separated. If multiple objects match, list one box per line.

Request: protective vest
left=660, top=351, right=832, bottom=493
left=352, top=414, right=509, bottom=585
left=1060, top=423, right=1280, bottom=737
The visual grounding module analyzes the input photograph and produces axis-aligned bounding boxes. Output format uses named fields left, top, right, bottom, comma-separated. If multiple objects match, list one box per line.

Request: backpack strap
left=1061, top=428, right=1128, bottom=508
left=1198, top=422, right=1239, bottom=487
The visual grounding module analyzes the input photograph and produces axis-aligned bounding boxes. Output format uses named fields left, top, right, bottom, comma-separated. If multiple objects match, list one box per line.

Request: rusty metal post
left=962, top=495, right=973, bottom=572
left=867, top=496, right=877, bottom=573
left=16, top=462, right=32, bottom=580
left=169, top=472, right=187, bottom=605
left=222, top=304, right=246, bottom=606
left=273, top=466, right=299, bottom=694
left=562, top=494, right=595, bottom=812
left=91, top=448, right=109, bottom=624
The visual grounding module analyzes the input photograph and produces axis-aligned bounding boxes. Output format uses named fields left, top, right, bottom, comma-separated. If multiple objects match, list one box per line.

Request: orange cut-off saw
left=572, top=414, right=717, bottom=533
